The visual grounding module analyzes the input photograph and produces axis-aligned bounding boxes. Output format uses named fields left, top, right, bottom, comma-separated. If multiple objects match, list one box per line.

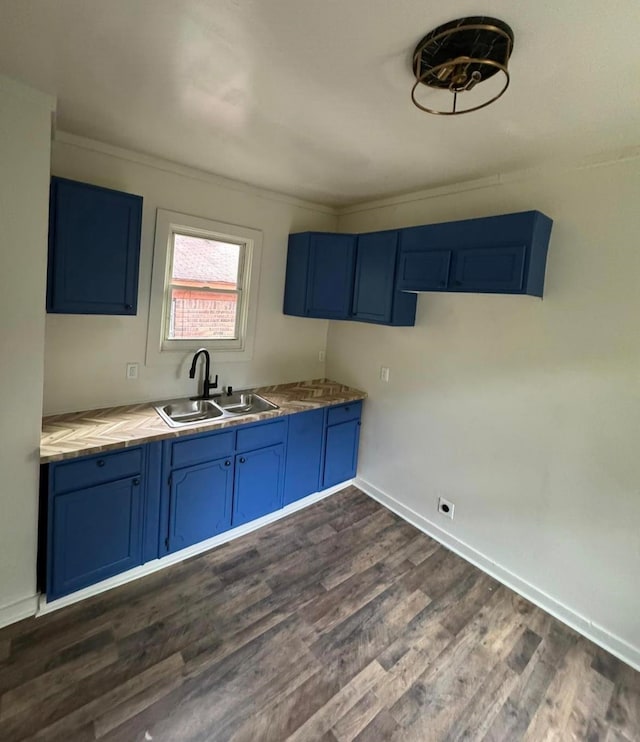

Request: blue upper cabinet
left=398, top=211, right=553, bottom=297
left=352, top=231, right=417, bottom=326
left=284, top=231, right=416, bottom=325
left=283, top=232, right=356, bottom=319
left=47, top=176, right=143, bottom=314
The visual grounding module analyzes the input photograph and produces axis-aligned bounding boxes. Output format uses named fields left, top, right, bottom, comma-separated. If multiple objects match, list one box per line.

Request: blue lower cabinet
left=167, top=457, right=234, bottom=553
left=284, top=409, right=324, bottom=505
left=232, top=444, right=285, bottom=526
left=323, top=418, right=361, bottom=488
left=49, top=475, right=143, bottom=599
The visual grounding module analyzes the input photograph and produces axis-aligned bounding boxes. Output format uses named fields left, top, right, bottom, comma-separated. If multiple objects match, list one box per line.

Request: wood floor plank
left=331, top=689, right=385, bottom=742
left=284, top=660, right=387, bottom=742
left=0, top=486, right=637, bottom=742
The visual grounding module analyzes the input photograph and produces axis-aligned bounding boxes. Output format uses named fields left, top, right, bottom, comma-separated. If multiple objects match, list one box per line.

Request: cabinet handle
left=239, top=457, right=246, bottom=464
left=97, top=459, right=105, bottom=468
left=224, top=460, right=231, bottom=466
left=132, top=478, right=140, bottom=486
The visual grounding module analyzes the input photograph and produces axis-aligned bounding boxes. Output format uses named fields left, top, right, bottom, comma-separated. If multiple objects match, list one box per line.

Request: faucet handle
left=226, top=385, right=233, bottom=396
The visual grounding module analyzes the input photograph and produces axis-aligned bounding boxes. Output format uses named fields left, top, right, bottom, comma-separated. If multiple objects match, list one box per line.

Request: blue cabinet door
left=352, top=232, right=398, bottom=322
left=284, top=409, right=324, bottom=505
left=306, top=234, right=356, bottom=319
left=167, top=457, right=233, bottom=553
left=49, top=476, right=143, bottom=599
left=451, top=245, right=526, bottom=293
left=398, top=249, right=452, bottom=291
left=232, top=444, right=285, bottom=526
left=323, top=418, right=361, bottom=488
left=47, top=177, right=143, bottom=315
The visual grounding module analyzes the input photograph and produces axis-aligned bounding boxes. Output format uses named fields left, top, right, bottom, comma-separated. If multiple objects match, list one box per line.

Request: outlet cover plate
left=438, top=496, right=455, bottom=519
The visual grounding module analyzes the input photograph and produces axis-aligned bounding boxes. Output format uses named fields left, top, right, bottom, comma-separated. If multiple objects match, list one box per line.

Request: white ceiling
left=1, top=1, right=639, bottom=205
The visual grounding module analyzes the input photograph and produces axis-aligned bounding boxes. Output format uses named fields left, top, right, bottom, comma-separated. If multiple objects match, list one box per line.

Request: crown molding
left=338, top=146, right=640, bottom=217
left=53, top=131, right=336, bottom=215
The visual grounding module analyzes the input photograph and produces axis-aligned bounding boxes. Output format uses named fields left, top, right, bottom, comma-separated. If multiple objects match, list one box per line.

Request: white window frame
left=146, top=209, right=263, bottom=366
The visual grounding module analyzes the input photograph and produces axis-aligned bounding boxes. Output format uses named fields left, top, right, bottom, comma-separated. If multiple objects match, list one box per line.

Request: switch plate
left=380, top=366, right=390, bottom=382
left=318, top=350, right=326, bottom=362
left=126, top=363, right=139, bottom=380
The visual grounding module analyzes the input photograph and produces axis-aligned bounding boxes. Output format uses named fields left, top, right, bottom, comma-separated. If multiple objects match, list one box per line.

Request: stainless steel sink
left=215, top=392, right=278, bottom=416
left=155, top=399, right=224, bottom=427
left=154, top=391, right=278, bottom=427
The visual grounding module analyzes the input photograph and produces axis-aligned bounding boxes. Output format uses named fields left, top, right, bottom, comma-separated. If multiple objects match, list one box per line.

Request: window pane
left=168, top=234, right=241, bottom=340
left=169, top=288, right=238, bottom=339
left=171, top=235, right=240, bottom=289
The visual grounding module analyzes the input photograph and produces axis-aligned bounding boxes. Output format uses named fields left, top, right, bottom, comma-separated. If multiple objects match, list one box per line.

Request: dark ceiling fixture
left=411, top=16, right=514, bottom=116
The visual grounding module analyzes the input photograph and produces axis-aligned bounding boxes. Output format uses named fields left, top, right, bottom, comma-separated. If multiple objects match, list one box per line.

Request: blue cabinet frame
left=43, top=405, right=364, bottom=600
left=47, top=176, right=143, bottom=315
left=398, top=211, right=552, bottom=297
left=284, top=231, right=416, bottom=325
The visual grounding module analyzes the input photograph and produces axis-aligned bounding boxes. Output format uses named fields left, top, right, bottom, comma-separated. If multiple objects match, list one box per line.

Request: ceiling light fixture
left=411, top=16, right=514, bottom=116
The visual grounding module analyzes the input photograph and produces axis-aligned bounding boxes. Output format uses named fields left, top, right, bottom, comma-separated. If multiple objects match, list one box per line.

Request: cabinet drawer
left=171, top=430, right=235, bottom=469
left=52, top=448, right=143, bottom=494
left=236, top=419, right=286, bottom=452
left=326, top=401, right=362, bottom=427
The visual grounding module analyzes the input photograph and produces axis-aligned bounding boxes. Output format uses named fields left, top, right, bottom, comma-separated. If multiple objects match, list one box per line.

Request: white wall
left=0, top=77, right=54, bottom=625
left=44, top=134, right=336, bottom=415
left=328, top=156, right=640, bottom=664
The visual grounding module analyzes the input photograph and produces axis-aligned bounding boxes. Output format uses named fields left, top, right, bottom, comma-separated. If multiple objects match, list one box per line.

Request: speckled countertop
left=40, top=379, right=367, bottom=464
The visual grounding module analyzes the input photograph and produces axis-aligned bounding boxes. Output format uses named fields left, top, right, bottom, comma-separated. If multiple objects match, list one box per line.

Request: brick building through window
left=167, top=235, right=242, bottom=340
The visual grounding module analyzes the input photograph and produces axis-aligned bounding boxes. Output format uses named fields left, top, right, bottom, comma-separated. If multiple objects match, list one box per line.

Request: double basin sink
left=155, top=391, right=278, bottom=428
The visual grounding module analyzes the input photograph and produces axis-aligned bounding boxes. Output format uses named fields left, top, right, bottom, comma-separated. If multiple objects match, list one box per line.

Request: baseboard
left=36, top=481, right=352, bottom=617
left=0, top=594, right=39, bottom=630
left=355, top=476, right=640, bottom=672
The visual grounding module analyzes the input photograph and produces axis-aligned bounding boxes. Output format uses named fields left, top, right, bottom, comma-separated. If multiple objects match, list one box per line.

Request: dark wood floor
left=0, top=487, right=638, bottom=742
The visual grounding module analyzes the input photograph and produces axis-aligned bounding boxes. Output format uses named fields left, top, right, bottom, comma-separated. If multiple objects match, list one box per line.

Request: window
left=166, top=235, right=243, bottom=341
left=146, top=210, right=263, bottom=365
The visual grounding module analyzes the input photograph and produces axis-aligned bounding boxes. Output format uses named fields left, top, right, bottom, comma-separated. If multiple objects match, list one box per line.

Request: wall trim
left=355, top=476, right=640, bottom=672
left=338, top=146, right=640, bottom=217
left=0, top=595, right=39, bottom=630
left=36, top=481, right=352, bottom=617
left=54, top=130, right=336, bottom=216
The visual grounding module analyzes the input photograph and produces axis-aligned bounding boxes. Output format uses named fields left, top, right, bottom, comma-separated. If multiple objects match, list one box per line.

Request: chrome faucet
left=189, top=348, right=219, bottom=399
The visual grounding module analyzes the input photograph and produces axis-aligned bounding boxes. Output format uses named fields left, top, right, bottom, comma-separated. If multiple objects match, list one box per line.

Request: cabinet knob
left=125, top=304, right=133, bottom=310
left=97, top=459, right=105, bottom=467
left=454, top=280, right=462, bottom=286
left=345, top=407, right=350, bottom=412
left=132, top=478, right=140, bottom=486
left=224, top=460, right=231, bottom=467
left=239, top=457, right=246, bottom=464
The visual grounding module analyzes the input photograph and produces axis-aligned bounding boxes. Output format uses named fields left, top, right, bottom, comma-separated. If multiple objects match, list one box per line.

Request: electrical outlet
left=126, top=363, right=139, bottom=380
left=380, top=366, right=390, bottom=382
left=438, top=496, right=455, bottom=519
left=318, top=350, right=326, bottom=362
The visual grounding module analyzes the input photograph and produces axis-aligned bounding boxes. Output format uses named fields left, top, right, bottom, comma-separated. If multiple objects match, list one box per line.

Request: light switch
left=126, top=363, right=139, bottom=380
left=380, top=366, right=390, bottom=382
